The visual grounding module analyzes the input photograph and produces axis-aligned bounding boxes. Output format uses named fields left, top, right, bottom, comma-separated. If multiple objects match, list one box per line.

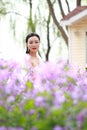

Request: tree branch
left=46, top=13, right=51, bottom=61
left=47, top=0, right=68, bottom=46
left=65, top=0, right=70, bottom=12
left=6, top=11, right=28, bottom=20
left=77, top=0, right=81, bottom=6
left=57, top=0, right=65, bottom=17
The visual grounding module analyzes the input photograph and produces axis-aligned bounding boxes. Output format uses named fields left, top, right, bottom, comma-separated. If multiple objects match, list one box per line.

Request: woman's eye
left=29, top=41, right=39, bottom=44
left=35, top=40, right=40, bottom=43
left=29, top=42, right=33, bottom=44
left=35, top=41, right=39, bottom=43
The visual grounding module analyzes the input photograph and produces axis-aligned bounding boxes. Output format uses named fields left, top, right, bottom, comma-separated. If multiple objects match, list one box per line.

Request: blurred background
left=0, top=0, right=87, bottom=62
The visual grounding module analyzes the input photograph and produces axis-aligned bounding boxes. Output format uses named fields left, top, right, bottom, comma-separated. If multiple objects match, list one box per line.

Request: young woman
left=23, top=32, right=43, bottom=80
left=25, top=32, right=43, bottom=67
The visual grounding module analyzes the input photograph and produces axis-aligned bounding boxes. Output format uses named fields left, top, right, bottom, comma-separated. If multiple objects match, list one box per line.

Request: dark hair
left=26, top=32, right=40, bottom=53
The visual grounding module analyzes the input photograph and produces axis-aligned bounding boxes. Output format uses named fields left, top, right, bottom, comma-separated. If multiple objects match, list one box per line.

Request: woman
left=23, top=32, right=43, bottom=81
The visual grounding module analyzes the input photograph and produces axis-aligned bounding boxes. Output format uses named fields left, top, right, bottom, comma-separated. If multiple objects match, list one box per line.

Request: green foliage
left=24, top=99, right=35, bottom=111
left=0, top=0, right=11, bottom=16
left=0, top=1, right=6, bottom=16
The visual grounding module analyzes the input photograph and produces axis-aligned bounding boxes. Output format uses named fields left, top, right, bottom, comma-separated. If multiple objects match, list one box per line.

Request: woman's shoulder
left=37, top=54, right=44, bottom=64
left=21, top=53, right=31, bottom=68
left=24, top=53, right=30, bottom=60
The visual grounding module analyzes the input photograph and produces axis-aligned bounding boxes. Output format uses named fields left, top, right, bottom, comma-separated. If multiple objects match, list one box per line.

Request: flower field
left=0, top=58, right=87, bottom=130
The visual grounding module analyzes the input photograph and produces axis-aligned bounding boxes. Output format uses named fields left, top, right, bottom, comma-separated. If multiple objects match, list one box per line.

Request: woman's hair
left=26, top=32, right=40, bottom=54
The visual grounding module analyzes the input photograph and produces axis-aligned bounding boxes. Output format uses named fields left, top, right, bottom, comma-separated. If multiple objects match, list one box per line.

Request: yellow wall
left=68, top=16, right=87, bottom=67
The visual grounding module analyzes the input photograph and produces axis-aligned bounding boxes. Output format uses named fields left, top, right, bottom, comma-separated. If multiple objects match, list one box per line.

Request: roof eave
left=60, top=9, right=87, bottom=26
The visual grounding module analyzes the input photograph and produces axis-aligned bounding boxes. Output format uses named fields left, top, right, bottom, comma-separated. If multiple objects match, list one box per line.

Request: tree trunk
left=77, top=0, right=81, bottom=6
left=27, top=0, right=36, bottom=32
left=46, top=13, right=51, bottom=61
left=47, top=0, right=68, bottom=46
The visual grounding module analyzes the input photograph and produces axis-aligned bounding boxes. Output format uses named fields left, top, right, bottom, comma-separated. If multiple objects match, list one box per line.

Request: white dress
left=22, top=53, right=43, bottom=81
left=23, top=53, right=43, bottom=67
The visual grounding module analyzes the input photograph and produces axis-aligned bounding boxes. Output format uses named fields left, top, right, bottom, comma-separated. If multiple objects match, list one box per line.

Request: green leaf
left=24, top=99, right=35, bottom=111
left=26, top=80, right=33, bottom=89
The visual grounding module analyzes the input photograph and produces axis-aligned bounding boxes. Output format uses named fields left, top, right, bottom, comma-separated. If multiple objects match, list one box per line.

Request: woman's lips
left=32, top=48, right=37, bottom=50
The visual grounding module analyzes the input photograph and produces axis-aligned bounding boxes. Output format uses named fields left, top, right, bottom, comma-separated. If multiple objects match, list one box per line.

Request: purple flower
left=53, top=90, right=65, bottom=108
left=0, top=127, right=24, bottom=130
left=0, top=126, right=6, bottom=130
left=6, top=95, right=15, bottom=103
left=53, top=126, right=64, bottom=130
left=35, top=96, right=46, bottom=107
left=77, top=109, right=87, bottom=123
left=29, top=109, right=35, bottom=114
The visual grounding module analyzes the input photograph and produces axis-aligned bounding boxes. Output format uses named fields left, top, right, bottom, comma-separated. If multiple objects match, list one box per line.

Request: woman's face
left=27, top=36, right=40, bottom=53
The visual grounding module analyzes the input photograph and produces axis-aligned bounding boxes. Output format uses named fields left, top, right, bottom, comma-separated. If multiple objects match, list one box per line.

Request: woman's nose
left=32, top=42, right=36, bottom=46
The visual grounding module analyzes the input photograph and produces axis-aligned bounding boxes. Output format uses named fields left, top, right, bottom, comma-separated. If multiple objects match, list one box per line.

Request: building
left=61, top=6, right=87, bottom=67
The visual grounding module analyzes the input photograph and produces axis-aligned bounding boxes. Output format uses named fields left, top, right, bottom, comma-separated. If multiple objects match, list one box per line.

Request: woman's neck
left=29, top=52, right=37, bottom=57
